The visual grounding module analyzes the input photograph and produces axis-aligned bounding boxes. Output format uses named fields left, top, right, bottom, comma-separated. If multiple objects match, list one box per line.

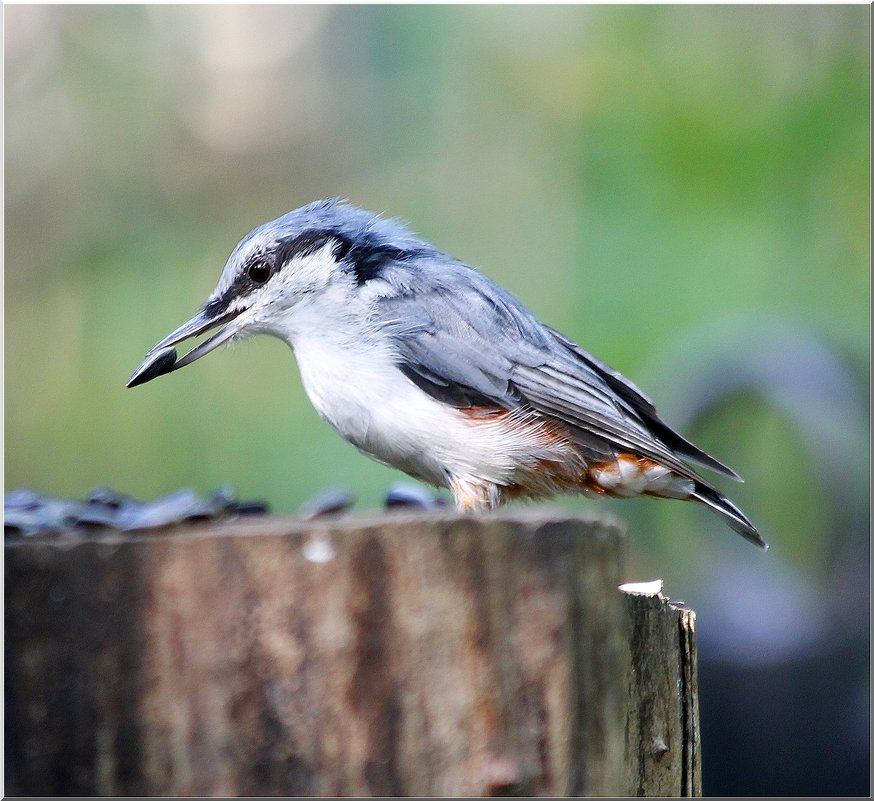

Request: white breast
left=294, top=336, right=443, bottom=479
left=255, top=274, right=582, bottom=496
left=270, top=296, right=554, bottom=490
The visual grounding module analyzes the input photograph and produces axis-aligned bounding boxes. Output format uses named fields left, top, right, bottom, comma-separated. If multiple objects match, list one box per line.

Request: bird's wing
left=373, top=264, right=716, bottom=479
left=542, top=325, right=740, bottom=479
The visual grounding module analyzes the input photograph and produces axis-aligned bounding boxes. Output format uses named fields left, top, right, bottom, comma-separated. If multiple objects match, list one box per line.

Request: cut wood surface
left=5, top=511, right=700, bottom=796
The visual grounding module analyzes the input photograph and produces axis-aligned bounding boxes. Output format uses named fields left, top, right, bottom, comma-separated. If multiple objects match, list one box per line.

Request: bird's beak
left=127, top=305, right=244, bottom=388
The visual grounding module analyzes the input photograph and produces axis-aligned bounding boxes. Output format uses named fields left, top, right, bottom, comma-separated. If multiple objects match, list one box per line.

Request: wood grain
left=5, top=511, right=699, bottom=796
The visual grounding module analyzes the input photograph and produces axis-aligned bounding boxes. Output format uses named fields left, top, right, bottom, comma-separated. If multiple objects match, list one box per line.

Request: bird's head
left=128, top=199, right=418, bottom=387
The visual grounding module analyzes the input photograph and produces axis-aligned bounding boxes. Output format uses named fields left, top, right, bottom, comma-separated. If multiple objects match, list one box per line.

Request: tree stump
left=5, top=511, right=701, bottom=796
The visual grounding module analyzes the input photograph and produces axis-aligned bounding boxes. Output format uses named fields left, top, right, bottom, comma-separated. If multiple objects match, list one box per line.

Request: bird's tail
left=691, top=483, right=768, bottom=549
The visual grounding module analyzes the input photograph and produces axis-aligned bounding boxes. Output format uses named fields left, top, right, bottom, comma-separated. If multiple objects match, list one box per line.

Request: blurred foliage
left=4, top=5, right=869, bottom=795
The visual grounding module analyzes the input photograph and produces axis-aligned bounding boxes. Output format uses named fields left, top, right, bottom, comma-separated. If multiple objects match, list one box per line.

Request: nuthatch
left=129, top=199, right=765, bottom=548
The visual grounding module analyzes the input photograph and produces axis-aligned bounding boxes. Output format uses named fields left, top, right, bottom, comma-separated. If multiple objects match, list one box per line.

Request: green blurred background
left=5, top=5, right=870, bottom=795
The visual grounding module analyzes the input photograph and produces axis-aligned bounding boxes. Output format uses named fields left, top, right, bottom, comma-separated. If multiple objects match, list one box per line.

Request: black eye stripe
left=273, top=231, right=342, bottom=269
left=205, top=252, right=273, bottom=317
left=205, top=229, right=412, bottom=317
left=272, top=231, right=407, bottom=287
left=348, top=243, right=408, bottom=286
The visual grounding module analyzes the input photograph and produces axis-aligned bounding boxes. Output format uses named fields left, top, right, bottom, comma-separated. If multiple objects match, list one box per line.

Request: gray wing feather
left=374, top=259, right=714, bottom=479
left=402, top=328, right=513, bottom=399
left=543, top=325, right=741, bottom=478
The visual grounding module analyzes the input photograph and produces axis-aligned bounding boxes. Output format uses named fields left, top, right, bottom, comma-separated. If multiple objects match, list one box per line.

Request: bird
left=128, top=198, right=766, bottom=548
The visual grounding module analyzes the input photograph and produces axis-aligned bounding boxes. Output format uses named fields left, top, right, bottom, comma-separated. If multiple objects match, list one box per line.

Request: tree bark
left=620, top=584, right=702, bottom=796
left=5, top=511, right=700, bottom=796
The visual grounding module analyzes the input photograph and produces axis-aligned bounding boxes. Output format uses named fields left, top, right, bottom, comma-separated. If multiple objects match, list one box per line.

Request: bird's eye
left=248, top=261, right=271, bottom=284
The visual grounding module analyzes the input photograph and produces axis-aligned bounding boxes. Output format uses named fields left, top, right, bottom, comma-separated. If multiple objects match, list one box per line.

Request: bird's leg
left=447, top=475, right=501, bottom=513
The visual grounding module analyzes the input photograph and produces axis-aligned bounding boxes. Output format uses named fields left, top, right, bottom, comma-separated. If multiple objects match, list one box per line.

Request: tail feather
left=692, top=484, right=768, bottom=549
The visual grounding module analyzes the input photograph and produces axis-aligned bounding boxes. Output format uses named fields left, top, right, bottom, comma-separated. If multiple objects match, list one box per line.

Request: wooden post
left=5, top=511, right=700, bottom=796
left=620, top=584, right=702, bottom=796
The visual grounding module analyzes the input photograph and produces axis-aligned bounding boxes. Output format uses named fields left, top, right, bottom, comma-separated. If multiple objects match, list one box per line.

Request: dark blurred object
left=297, top=487, right=356, bottom=519
left=641, top=319, right=870, bottom=796
left=700, top=633, right=869, bottom=796
left=4, top=486, right=269, bottom=537
left=384, top=482, right=448, bottom=510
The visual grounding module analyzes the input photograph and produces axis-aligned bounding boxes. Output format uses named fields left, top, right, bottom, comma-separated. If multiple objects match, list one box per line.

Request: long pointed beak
left=127, top=306, right=244, bottom=388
